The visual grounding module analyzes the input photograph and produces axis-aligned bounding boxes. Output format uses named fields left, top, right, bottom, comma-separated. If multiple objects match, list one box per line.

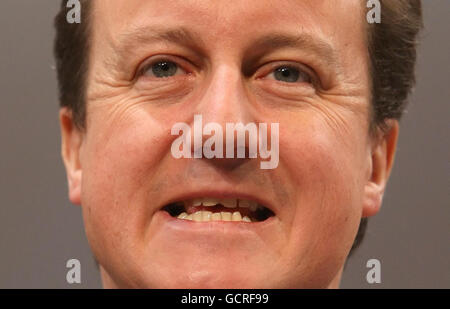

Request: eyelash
left=137, top=57, right=316, bottom=86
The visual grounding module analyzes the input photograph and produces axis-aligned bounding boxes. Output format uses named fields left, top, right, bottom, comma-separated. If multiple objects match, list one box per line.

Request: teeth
left=177, top=210, right=254, bottom=222
left=202, top=198, right=219, bottom=206
left=188, top=197, right=258, bottom=209
left=222, top=198, right=237, bottom=208
left=202, top=211, right=212, bottom=221
left=211, top=212, right=222, bottom=221
left=221, top=212, right=232, bottom=221
left=238, top=199, right=250, bottom=208
left=237, top=199, right=258, bottom=211
left=232, top=211, right=242, bottom=221
left=249, top=201, right=258, bottom=212
left=177, top=212, right=188, bottom=219
left=192, top=198, right=202, bottom=206
left=192, top=211, right=202, bottom=221
left=173, top=197, right=265, bottom=222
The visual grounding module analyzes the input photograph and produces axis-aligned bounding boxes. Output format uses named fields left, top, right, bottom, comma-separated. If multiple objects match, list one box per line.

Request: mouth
left=161, top=197, right=275, bottom=223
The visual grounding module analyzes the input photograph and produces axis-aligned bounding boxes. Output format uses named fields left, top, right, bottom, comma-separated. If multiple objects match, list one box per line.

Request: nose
left=197, top=63, right=249, bottom=123
left=191, top=63, right=255, bottom=170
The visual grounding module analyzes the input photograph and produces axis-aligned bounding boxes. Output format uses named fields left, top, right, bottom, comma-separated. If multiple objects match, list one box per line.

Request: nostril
left=206, top=156, right=251, bottom=170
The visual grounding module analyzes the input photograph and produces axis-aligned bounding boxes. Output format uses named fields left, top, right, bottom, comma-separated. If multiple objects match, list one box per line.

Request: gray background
left=0, top=0, right=448, bottom=289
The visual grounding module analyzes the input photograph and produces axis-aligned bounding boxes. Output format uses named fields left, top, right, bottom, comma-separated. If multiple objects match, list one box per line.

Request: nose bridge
left=196, top=62, right=248, bottom=124
left=189, top=62, right=257, bottom=170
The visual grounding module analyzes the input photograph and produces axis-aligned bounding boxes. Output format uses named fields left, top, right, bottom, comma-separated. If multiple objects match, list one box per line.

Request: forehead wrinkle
left=100, top=20, right=345, bottom=84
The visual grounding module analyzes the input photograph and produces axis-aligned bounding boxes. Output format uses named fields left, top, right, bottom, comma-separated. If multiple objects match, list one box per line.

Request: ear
left=59, top=107, right=84, bottom=205
left=362, top=119, right=399, bottom=218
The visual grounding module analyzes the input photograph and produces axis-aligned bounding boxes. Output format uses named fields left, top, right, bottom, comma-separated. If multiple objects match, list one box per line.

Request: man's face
left=61, top=0, right=396, bottom=288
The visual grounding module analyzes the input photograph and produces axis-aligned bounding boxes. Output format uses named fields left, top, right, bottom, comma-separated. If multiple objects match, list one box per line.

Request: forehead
left=91, top=0, right=366, bottom=54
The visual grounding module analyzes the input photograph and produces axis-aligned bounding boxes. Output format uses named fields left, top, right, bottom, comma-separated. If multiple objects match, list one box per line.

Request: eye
left=267, top=65, right=312, bottom=84
left=142, top=60, right=185, bottom=78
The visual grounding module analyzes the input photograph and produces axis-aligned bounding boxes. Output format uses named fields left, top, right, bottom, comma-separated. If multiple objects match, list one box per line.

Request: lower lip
left=154, top=210, right=277, bottom=235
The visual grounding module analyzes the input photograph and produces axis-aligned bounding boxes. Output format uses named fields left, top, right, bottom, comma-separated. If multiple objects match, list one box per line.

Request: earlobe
left=59, top=107, right=84, bottom=205
left=362, top=120, right=399, bottom=218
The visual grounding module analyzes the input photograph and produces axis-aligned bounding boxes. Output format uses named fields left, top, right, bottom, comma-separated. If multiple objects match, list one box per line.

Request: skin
left=60, top=0, right=399, bottom=288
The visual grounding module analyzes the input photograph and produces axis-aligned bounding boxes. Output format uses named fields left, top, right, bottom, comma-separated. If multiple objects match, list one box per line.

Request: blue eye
left=146, top=61, right=180, bottom=78
left=274, top=66, right=299, bottom=82
left=270, top=66, right=311, bottom=83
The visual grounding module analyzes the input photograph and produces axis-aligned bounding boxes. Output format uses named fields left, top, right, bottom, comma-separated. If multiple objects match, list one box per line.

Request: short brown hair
left=54, top=0, right=423, bottom=255
left=54, top=0, right=91, bottom=129
left=367, top=0, right=423, bottom=131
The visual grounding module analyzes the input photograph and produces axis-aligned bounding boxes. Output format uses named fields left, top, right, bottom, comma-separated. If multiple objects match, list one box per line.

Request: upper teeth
left=191, top=198, right=259, bottom=211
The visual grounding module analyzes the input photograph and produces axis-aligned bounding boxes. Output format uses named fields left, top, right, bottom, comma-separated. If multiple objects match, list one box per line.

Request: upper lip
left=159, top=189, right=276, bottom=215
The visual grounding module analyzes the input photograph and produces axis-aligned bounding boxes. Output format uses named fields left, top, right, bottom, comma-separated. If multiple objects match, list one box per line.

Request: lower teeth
left=177, top=211, right=252, bottom=222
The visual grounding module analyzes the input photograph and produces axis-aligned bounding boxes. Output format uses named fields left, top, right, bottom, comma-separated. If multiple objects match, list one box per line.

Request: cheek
left=281, top=116, right=367, bottom=200
left=278, top=117, right=367, bottom=271
left=79, top=110, right=174, bottom=252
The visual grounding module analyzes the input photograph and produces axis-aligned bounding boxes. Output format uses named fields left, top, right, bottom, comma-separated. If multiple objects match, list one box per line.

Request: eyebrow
left=247, top=32, right=338, bottom=68
left=113, top=26, right=339, bottom=73
left=114, top=26, right=205, bottom=62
